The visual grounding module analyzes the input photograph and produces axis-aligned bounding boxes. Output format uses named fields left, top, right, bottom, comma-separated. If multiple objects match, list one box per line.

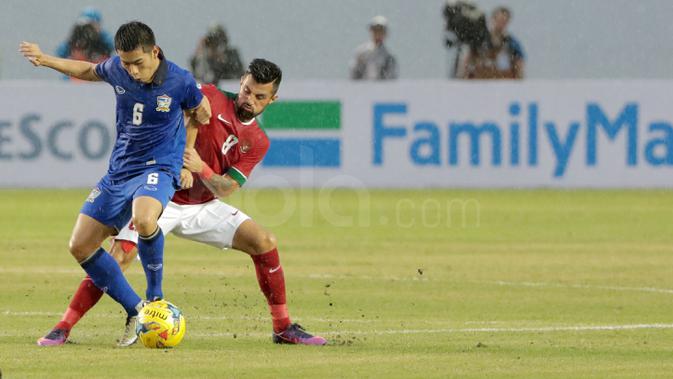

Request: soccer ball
left=136, top=300, right=186, bottom=348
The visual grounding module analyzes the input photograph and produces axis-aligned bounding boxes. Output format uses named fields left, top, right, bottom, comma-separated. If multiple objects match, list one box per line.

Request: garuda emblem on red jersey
left=156, top=94, right=172, bottom=112
left=239, top=139, right=251, bottom=153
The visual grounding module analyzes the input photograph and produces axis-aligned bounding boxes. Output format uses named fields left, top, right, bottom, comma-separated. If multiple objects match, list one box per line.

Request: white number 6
left=133, top=103, right=144, bottom=125
left=147, top=173, right=159, bottom=185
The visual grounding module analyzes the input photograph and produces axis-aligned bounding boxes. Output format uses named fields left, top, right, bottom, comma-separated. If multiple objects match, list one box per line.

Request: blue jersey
left=95, top=54, right=203, bottom=182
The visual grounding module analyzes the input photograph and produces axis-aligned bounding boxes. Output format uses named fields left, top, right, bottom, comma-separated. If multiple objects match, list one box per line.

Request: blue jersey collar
left=150, top=49, right=167, bottom=86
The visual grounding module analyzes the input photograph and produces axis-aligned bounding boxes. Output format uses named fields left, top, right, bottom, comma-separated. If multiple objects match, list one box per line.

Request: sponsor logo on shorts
left=143, top=185, right=158, bottom=192
left=86, top=187, right=101, bottom=203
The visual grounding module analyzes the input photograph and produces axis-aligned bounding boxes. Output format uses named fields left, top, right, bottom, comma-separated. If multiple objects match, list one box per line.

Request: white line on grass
left=5, top=323, right=673, bottom=339
left=491, top=280, right=673, bottom=295
left=307, top=273, right=429, bottom=282
left=2, top=309, right=673, bottom=338
left=188, top=323, right=673, bottom=338
left=0, top=268, right=431, bottom=282
left=0, top=310, right=382, bottom=324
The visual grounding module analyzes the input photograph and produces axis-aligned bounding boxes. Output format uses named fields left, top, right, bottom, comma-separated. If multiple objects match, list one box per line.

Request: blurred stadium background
left=3, top=0, right=673, bottom=80
left=3, top=1, right=673, bottom=378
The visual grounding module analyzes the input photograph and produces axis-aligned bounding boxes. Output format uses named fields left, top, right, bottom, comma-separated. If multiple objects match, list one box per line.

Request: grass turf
left=1, top=189, right=673, bottom=378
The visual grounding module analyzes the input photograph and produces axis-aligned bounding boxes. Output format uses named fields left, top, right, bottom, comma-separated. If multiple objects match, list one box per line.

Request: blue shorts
left=80, top=170, right=177, bottom=232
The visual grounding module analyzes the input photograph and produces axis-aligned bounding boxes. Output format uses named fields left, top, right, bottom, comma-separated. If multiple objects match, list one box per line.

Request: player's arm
left=183, top=147, right=240, bottom=198
left=186, top=95, right=211, bottom=125
left=184, top=111, right=199, bottom=149
left=178, top=112, right=200, bottom=189
left=19, top=42, right=101, bottom=81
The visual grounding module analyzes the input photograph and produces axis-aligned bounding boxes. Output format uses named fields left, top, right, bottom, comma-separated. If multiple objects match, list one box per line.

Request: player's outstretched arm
left=19, top=41, right=101, bottom=82
left=183, top=148, right=240, bottom=198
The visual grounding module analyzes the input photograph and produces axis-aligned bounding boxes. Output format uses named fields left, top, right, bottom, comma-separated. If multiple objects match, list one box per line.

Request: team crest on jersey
left=115, top=85, right=126, bottom=94
left=156, top=94, right=172, bottom=112
left=86, top=187, right=101, bottom=203
left=239, top=140, right=251, bottom=153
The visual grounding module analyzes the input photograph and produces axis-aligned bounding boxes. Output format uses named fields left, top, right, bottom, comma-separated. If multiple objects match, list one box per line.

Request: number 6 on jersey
left=147, top=173, right=159, bottom=185
left=133, top=103, right=144, bottom=125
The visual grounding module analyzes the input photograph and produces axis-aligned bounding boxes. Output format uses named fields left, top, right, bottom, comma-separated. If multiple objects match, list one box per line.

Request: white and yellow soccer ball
left=136, top=300, right=186, bottom=348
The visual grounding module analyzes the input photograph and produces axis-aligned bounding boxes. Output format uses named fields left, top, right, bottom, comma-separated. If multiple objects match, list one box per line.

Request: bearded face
left=235, top=74, right=277, bottom=122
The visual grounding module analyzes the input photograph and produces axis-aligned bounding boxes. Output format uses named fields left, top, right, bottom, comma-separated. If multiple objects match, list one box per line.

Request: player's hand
left=183, top=148, right=204, bottom=173
left=179, top=168, right=194, bottom=189
left=19, top=42, right=44, bottom=67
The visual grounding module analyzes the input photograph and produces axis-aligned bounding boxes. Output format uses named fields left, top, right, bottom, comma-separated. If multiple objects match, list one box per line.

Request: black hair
left=246, top=58, right=282, bottom=94
left=114, top=21, right=156, bottom=52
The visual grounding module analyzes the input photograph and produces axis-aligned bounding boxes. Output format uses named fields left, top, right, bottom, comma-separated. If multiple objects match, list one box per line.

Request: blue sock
left=80, top=248, right=141, bottom=316
left=138, top=227, right=164, bottom=300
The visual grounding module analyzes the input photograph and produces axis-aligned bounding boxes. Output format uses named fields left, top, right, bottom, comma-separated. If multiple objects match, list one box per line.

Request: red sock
left=56, top=276, right=104, bottom=331
left=251, top=248, right=291, bottom=332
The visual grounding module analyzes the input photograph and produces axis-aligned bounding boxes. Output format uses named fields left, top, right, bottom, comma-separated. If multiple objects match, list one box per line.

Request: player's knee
left=68, top=237, right=93, bottom=261
left=132, top=215, right=157, bottom=236
left=256, top=231, right=277, bottom=254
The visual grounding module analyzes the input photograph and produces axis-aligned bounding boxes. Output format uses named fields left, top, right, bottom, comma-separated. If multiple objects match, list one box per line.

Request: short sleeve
left=227, top=133, right=270, bottom=186
left=94, top=57, right=115, bottom=83
left=181, top=73, right=204, bottom=110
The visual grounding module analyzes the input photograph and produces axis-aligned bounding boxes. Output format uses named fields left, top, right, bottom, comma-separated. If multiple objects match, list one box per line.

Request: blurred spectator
left=457, top=6, right=525, bottom=79
left=56, top=7, right=114, bottom=61
left=350, top=16, right=398, bottom=80
left=66, top=23, right=111, bottom=64
left=190, top=24, right=244, bottom=84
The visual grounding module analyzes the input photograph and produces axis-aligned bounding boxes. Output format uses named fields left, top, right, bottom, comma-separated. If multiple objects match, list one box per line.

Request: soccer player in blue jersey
left=19, top=21, right=211, bottom=346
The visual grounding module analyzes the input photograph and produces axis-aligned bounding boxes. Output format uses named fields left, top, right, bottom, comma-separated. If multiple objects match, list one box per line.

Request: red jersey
left=172, top=84, right=269, bottom=205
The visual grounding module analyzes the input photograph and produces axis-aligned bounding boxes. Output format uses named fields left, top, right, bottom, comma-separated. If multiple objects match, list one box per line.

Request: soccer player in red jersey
left=38, top=58, right=327, bottom=346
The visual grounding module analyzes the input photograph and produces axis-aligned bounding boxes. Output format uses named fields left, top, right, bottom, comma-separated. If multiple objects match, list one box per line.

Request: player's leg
left=132, top=171, right=177, bottom=301
left=70, top=181, right=147, bottom=347
left=69, top=214, right=142, bottom=315
left=37, top=213, right=113, bottom=346
left=111, top=202, right=181, bottom=348
left=37, top=225, right=138, bottom=346
left=37, top=213, right=144, bottom=347
left=232, top=220, right=325, bottom=345
left=231, top=220, right=287, bottom=327
left=74, top=180, right=146, bottom=314
left=173, top=200, right=326, bottom=345
left=132, top=196, right=164, bottom=300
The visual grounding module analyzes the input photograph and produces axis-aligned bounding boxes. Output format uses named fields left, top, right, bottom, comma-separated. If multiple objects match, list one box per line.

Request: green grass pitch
left=2, top=189, right=673, bottom=378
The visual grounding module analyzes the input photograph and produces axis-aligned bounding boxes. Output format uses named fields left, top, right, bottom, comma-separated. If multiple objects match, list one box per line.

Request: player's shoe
left=37, top=328, right=69, bottom=346
left=117, top=315, right=139, bottom=347
left=272, top=323, right=327, bottom=345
